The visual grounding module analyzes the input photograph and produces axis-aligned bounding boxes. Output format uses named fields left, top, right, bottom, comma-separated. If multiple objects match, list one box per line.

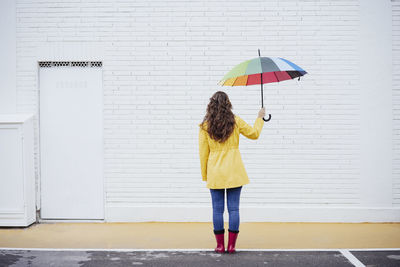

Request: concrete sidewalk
left=1, top=222, right=399, bottom=249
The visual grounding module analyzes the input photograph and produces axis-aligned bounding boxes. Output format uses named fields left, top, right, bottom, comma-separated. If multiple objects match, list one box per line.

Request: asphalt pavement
left=1, top=249, right=400, bottom=267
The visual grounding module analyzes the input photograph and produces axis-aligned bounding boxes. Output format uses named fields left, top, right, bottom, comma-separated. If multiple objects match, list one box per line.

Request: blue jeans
left=209, top=186, right=242, bottom=234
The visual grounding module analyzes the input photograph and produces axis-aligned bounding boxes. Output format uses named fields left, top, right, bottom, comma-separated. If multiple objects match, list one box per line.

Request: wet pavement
left=1, top=249, right=400, bottom=267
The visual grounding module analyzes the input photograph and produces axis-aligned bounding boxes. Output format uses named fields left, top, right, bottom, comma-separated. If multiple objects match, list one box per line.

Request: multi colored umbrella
left=218, top=49, right=308, bottom=122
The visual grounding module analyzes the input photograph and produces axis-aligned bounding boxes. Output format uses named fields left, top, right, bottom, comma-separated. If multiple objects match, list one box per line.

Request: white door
left=39, top=64, right=104, bottom=219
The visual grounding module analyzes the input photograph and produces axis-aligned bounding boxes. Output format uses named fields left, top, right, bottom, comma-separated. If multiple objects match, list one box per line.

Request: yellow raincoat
left=198, top=115, right=264, bottom=189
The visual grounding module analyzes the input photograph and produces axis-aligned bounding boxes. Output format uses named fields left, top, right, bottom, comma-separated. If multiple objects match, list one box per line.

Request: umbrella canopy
left=218, top=50, right=308, bottom=122
left=218, top=56, right=307, bottom=86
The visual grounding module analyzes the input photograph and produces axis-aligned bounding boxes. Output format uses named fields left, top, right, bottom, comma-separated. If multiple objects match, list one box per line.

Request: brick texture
left=15, top=0, right=373, bottom=219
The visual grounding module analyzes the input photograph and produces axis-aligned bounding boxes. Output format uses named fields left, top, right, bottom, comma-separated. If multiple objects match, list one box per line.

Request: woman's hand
left=258, top=107, right=266, bottom=118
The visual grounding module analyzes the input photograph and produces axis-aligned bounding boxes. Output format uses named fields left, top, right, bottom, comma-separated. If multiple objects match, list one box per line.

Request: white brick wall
left=393, top=0, right=400, bottom=205
left=13, top=0, right=399, bottom=222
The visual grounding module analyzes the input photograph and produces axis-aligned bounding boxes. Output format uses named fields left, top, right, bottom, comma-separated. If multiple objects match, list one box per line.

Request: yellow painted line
left=1, top=248, right=400, bottom=251
left=0, top=222, right=399, bottom=249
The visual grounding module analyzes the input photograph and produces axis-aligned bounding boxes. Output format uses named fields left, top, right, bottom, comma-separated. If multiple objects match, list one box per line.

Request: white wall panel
left=393, top=0, right=400, bottom=206
left=0, top=0, right=16, bottom=113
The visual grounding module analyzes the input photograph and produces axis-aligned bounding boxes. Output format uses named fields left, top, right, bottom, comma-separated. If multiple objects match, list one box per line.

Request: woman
left=198, top=91, right=265, bottom=254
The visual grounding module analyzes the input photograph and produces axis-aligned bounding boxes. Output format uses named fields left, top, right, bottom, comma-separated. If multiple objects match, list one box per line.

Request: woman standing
left=198, top=91, right=265, bottom=254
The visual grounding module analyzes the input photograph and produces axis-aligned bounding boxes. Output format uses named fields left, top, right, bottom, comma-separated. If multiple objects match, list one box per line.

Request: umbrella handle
left=262, top=114, right=271, bottom=122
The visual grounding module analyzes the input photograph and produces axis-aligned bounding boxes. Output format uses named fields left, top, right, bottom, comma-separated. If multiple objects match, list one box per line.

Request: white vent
left=38, top=61, right=102, bottom=68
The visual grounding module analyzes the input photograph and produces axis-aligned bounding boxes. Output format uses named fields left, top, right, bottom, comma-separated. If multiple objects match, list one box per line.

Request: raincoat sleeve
left=237, top=116, right=264, bottom=140
left=198, top=125, right=209, bottom=181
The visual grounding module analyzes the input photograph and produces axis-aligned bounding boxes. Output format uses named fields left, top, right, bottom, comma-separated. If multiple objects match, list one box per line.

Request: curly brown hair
left=200, top=91, right=236, bottom=143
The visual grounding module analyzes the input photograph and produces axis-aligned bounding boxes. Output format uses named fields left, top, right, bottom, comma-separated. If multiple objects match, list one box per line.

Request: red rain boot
left=213, top=229, right=225, bottom=253
left=227, top=229, right=239, bottom=253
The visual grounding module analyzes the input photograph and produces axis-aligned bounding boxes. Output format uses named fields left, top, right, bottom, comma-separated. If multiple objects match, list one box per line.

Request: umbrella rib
left=273, top=71, right=279, bottom=82
left=231, top=76, right=239, bottom=86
